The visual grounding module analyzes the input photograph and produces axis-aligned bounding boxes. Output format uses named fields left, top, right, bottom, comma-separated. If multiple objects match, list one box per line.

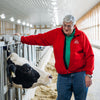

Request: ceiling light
left=0, top=14, right=6, bottom=19
left=10, top=17, right=15, bottom=22
left=26, top=23, right=29, bottom=26
left=55, top=15, right=59, bottom=25
left=53, top=7, right=58, bottom=10
left=17, top=19, right=21, bottom=24
left=53, top=23, right=56, bottom=27
left=30, top=24, right=33, bottom=27
left=22, top=21, right=26, bottom=25
left=51, top=2, right=57, bottom=5
left=51, top=0, right=57, bottom=1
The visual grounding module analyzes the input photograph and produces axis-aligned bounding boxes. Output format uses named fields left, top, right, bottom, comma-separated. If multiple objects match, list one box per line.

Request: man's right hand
left=14, top=33, right=21, bottom=36
left=13, top=33, right=21, bottom=42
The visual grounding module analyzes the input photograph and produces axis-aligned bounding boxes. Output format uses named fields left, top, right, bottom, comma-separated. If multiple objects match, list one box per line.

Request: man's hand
left=13, top=33, right=21, bottom=42
left=85, top=75, right=92, bottom=87
left=15, top=33, right=21, bottom=36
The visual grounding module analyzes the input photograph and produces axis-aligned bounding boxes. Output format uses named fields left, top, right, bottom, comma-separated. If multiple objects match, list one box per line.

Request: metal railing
left=0, top=42, right=23, bottom=100
left=0, top=35, right=49, bottom=100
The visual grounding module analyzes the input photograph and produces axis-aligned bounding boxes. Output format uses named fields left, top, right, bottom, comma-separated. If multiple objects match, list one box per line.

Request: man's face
left=63, top=21, right=75, bottom=36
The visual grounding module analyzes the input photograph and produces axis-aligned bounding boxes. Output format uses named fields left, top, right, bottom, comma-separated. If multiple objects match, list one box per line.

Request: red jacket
left=21, top=26, right=94, bottom=75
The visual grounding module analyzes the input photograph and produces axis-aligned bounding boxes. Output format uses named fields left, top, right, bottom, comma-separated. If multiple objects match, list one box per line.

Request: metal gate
left=0, top=35, right=48, bottom=100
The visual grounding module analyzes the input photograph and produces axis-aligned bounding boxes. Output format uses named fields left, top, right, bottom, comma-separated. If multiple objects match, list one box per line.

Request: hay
left=32, top=52, right=58, bottom=100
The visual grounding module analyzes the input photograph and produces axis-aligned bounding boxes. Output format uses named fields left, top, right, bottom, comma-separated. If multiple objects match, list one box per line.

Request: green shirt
left=65, top=29, right=75, bottom=68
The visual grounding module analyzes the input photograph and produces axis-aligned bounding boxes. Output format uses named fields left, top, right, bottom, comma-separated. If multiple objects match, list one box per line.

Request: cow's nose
left=49, top=75, right=52, bottom=79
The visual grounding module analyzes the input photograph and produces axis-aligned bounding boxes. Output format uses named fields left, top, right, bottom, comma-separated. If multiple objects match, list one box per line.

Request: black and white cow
left=7, top=51, right=52, bottom=89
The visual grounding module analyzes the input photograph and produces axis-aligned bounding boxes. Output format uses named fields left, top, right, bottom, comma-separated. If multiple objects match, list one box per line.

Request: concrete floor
left=72, top=47, right=100, bottom=100
left=86, top=47, right=100, bottom=100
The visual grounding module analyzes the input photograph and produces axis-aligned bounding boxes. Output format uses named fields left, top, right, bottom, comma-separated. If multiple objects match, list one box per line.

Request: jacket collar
left=61, top=25, right=81, bottom=37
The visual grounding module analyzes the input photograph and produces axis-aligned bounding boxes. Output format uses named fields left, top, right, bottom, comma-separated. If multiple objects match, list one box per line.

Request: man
left=15, top=15, right=94, bottom=100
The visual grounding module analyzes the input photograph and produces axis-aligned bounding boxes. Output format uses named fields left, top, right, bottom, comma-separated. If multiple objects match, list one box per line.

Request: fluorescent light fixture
left=17, top=19, right=21, bottom=24
left=22, top=21, right=26, bottom=25
left=55, top=16, right=59, bottom=25
left=52, top=14, right=59, bottom=26
left=30, top=24, right=33, bottom=27
left=0, top=14, right=6, bottom=19
left=26, top=23, right=29, bottom=26
left=53, top=7, right=58, bottom=10
left=51, top=2, right=57, bottom=5
left=53, top=23, right=56, bottom=27
left=51, top=0, right=57, bottom=1
left=53, top=10, right=58, bottom=14
left=10, top=17, right=15, bottom=22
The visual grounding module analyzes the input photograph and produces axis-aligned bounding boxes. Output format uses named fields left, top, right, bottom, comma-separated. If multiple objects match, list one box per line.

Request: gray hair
left=63, top=15, right=76, bottom=25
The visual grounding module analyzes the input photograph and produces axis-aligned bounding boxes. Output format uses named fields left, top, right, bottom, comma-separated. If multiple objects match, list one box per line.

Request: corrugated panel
left=0, top=0, right=99, bottom=26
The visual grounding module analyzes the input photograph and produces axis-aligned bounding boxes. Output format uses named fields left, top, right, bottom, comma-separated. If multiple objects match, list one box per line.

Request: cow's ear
left=7, top=64, right=16, bottom=85
left=7, top=65, right=10, bottom=76
left=7, top=64, right=16, bottom=75
left=7, top=50, right=11, bottom=57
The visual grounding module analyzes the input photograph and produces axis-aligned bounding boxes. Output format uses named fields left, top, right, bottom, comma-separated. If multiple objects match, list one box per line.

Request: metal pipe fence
left=0, top=35, right=49, bottom=100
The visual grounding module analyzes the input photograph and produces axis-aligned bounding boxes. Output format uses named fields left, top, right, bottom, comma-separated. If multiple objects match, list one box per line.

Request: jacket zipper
left=69, top=37, right=74, bottom=68
left=63, top=36, right=68, bottom=70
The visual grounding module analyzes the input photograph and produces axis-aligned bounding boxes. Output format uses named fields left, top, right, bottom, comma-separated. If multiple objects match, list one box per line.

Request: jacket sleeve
left=21, top=28, right=57, bottom=46
left=82, top=32, right=94, bottom=75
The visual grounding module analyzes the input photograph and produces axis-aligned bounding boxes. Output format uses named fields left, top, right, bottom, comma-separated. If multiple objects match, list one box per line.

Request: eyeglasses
left=63, top=24, right=74, bottom=28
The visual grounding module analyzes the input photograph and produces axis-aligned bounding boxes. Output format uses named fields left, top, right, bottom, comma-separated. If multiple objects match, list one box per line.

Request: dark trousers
left=56, top=71, right=88, bottom=100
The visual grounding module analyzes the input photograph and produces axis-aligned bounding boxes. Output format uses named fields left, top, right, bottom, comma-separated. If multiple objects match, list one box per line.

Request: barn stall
left=0, top=35, right=51, bottom=100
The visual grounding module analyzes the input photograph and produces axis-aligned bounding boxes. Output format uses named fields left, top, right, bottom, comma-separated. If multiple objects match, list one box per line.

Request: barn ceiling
left=0, top=0, right=99, bottom=27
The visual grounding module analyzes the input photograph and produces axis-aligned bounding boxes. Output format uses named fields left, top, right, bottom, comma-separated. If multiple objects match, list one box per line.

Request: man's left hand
left=85, top=75, right=92, bottom=87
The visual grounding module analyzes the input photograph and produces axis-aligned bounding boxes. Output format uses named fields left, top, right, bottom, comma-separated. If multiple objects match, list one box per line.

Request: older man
left=15, top=15, right=94, bottom=100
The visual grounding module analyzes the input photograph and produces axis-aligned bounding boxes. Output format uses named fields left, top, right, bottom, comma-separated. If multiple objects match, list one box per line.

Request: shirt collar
left=68, top=29, right=75, bottom=37
left=61, top=25, right=81, bottom=37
